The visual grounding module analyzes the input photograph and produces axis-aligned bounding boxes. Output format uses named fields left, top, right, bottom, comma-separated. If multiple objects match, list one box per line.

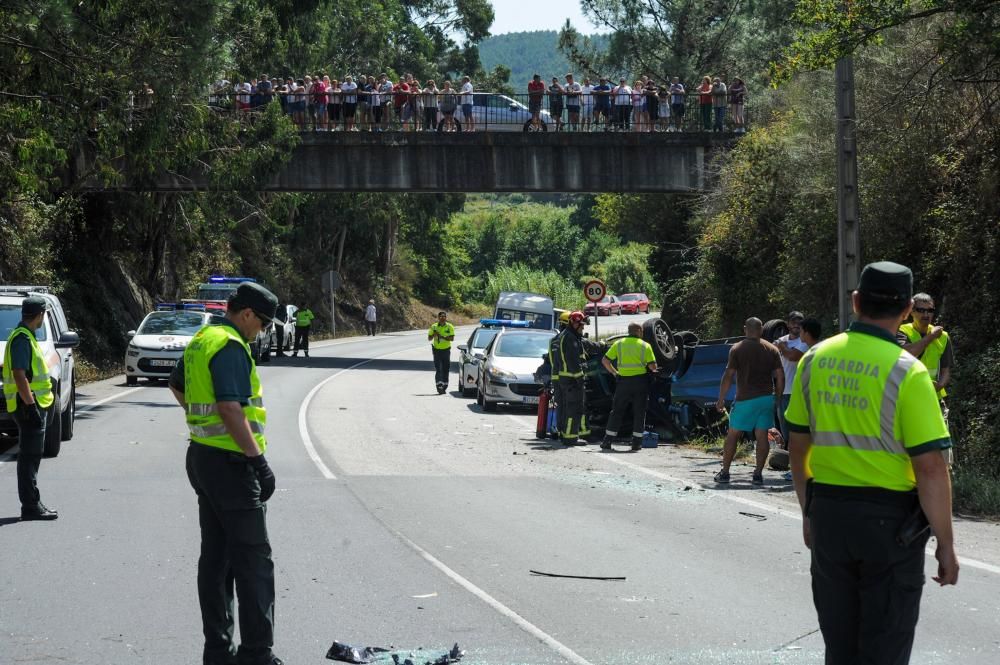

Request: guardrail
left=205, top=90, right=750, bottom=134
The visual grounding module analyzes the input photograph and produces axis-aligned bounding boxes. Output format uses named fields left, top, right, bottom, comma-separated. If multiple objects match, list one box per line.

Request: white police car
left=125, top=305, right=215, bottom=385
left=0, top=285, right=80, bottom=457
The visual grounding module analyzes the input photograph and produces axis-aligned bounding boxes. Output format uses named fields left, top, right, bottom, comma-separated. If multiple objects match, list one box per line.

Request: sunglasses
left=913, top=307, right=935, bottom=314
left=253, top=311, right=274, bottom=330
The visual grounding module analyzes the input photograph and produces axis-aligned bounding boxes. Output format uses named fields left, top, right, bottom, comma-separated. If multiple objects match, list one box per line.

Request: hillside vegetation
left=478, top=30, right=609, bottom=89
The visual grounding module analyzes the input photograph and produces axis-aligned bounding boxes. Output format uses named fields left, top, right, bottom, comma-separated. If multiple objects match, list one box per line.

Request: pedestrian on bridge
left=292, top=303, right=314, bottom=357
left=786, top=261, right=958, bottom=665
left=428, top=311, right=455, bottom=394
left=4, top=297, right=57, bottom=521
left=601, top=323, right=658, bottom=451
left=168, top=282, right=284, bottom=665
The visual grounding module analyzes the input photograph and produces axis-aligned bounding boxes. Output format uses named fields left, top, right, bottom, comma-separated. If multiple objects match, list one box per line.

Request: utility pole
left=836, top=57, right=861, bottom=331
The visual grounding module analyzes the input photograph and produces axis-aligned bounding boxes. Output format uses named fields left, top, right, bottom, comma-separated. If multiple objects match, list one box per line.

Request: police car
left=125, top=304, right=216, bottom=385
left=456, top=320, right=506, bottom=397
left=475, top=321, right=557, bottom=412
left=0, top=285, right=80, bottom=457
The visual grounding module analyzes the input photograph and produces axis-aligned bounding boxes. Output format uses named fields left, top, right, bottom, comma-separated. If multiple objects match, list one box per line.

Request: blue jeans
left=714, top=106, right=727, bottom=131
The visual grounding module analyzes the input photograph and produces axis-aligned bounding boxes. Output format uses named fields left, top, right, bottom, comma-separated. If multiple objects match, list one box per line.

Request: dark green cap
left=233, top=282, right=278, bottom=323
left=857, top=261, right=912, bottom=302
left=21, top=296, right=48, bottom=317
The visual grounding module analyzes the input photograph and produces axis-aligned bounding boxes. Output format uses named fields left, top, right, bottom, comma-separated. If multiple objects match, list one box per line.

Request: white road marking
left=391, top=528, right=597, bottom=665
left=297, top=346, right=423, bottom=480
left=1, top=386, right=145, bottom=466
left=505, top=414, right=1000, bottom=577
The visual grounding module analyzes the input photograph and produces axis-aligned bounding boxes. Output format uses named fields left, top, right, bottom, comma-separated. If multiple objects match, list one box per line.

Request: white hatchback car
left=125, top=307, right=215, bottom=385
left=0, top=285, right=80, bottom=457
left=476, top=328, right=557, bottom=412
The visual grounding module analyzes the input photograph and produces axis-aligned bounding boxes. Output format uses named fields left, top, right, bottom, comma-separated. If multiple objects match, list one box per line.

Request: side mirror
left=474, top=352, right=485, bottom=360
left=457, top=344, right=468, bottom=352
left=509, top=103, right=519, bottom=111
left=56, top=331, right=81, bottom=349
left=126, top=330, right=136, bottom=339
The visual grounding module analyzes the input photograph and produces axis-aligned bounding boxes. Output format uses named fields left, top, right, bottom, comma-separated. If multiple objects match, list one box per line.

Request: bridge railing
left=206, top=90, right=750, bottom=134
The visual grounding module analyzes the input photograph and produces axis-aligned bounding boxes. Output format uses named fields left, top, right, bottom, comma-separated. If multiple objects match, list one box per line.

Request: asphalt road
left=2, top=320, right=999, bottom=665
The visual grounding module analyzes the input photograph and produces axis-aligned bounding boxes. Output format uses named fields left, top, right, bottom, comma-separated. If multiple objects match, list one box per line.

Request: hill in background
left=478, top=30, right=608, bottom=90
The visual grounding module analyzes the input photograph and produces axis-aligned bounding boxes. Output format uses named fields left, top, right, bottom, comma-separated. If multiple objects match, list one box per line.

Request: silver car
left=476, top=329, right=557, bottom=412
left=125, top=308, right=214, bottom=385
left=466, top=93, right=555, bottom=132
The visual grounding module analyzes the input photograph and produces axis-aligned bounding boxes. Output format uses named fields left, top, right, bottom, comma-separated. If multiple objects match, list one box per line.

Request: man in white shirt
left=364, top=299, right=377, bottom=336
left=341, top=76, right=359, bottom=131
left=460, top=76, right=475, bottom=131
left=564, top=73, right=582, bottom=131
left=580, top=77, right=594, bottom=132
left=775, top=311, right=809, bottom=445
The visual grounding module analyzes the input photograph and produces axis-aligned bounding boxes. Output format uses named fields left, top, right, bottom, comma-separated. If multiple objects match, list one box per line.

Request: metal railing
left=206, top=90, right=750, bottom=134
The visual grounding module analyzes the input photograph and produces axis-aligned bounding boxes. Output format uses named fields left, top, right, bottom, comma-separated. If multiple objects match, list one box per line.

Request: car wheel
left=483, top=395, right=497, bottom=412
left=43, top=387, right=62, bottom=458
left=126, top=375, right=138, bottom=386
left=60, top=374, right=75, bottom=441
left=258, top=337, right=271, bottom=363
left=523, top=119, right=548, bottom=132
left=642, top=318, right=678, bottom=372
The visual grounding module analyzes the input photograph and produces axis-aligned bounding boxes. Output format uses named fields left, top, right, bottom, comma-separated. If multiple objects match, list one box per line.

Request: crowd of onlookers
left=207, top=71, right=749, bottom=133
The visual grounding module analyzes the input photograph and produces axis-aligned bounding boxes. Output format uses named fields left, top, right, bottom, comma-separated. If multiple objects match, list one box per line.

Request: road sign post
left=322, top=270, right=342, bottom=338
left=584, top=279, right=607, bottom=341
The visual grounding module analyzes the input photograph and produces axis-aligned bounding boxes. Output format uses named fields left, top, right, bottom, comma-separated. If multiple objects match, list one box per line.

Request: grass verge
left=952, top=468, right=1000, bottom=518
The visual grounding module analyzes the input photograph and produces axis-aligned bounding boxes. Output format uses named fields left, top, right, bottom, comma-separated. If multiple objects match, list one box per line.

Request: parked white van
left=493, top=292, right=555, bottom=330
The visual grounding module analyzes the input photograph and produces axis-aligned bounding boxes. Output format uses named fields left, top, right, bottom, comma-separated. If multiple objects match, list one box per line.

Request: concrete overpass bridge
left=75, top=131, right=739, bottom=193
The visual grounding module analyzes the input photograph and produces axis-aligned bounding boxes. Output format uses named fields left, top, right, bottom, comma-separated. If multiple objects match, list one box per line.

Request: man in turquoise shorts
left=715, top=317, right=785, bottom=485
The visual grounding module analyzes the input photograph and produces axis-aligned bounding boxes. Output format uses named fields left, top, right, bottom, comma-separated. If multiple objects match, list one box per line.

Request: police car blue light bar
left=479, top=318, right=532, bottom=327
left=208, top=276, right=257, bottom=284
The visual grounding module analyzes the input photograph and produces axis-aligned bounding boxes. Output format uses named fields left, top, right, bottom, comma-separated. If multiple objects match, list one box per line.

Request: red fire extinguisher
left=536, top=388, right=549, bottom=439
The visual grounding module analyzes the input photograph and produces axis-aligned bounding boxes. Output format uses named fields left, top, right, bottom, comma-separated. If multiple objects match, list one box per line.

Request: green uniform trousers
left=809, top=484, right=929, bottom=665
left=186, top=443, right=275, bottom=665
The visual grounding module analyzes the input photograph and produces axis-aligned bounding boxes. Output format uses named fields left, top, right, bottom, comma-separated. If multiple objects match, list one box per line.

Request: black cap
left=857, top=261, right=912, bottom=301
left=786, top=311, right=805, bottom=322
left=21, top=296, right=48, bottom=317
left=233, top=282, right=278, bottom=323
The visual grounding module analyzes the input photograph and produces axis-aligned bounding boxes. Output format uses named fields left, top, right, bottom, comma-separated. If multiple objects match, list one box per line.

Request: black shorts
left=343, top=103, right=356, bottom=118
left=671, top=103, right=685, bottom=117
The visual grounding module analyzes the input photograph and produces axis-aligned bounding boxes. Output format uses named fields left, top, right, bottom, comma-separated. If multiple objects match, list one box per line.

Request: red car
left=584, top=295, right=622, bottom=316
left=618, top=293, right=650, bottom=314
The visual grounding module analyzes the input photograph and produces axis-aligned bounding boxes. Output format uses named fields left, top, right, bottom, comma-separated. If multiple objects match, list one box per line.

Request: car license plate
left=521, top=396, right=540, bottom=405
left=150, top=359, right=176, bottom=367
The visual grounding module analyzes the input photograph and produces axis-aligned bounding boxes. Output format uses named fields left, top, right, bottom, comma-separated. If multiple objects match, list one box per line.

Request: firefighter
left=555, top=311, right=590, bottom=444
left=601, top=322, right=658, bottom=451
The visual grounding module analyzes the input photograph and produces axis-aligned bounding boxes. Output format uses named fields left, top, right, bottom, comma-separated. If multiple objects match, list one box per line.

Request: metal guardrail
left=205, top=90, right=750, bottom=134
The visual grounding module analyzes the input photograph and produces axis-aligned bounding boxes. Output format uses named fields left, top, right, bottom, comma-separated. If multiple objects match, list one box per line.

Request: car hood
left=487, top=355, right=545, bottom=377
left=130, top=334, right=194, bottom=351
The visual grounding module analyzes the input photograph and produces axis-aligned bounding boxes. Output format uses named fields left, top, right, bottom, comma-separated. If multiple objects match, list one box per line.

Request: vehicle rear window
left=495, top=308, right=552, bottom=330
left=494, top=333, right=553, bottom=358
left=472, top=329, right=499, bottom=349
left=619, top=295, right=637, bottom=301
left=0, top=304, right=47, bottom=341
left=138, top=312, right=207, bottom=336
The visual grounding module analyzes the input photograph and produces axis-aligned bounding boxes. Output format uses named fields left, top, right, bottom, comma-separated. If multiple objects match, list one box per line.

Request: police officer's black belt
left=811, top=482, right=918, bottom=508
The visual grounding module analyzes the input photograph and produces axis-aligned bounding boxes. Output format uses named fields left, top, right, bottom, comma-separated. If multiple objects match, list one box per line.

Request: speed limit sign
left=584, top=279, right=606, bottom=303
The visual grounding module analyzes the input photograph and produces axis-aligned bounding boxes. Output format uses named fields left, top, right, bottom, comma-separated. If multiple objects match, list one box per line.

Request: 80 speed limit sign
left=584, top=279, right=607, bottom=303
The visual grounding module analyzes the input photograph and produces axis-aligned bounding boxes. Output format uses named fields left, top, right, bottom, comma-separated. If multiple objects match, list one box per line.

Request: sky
left=488, top=0, right=607, bottom=35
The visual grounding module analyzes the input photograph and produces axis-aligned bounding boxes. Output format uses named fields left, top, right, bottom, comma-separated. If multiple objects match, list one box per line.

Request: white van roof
left=496, top=291, right=553, bottom=309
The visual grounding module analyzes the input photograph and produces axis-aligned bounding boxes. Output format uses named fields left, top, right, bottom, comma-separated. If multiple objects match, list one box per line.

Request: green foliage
left=482, top=264, right=585, bottom=310
left=599, top=243, right=660, bottom=302
left=479, top=30, right=609, bottom=89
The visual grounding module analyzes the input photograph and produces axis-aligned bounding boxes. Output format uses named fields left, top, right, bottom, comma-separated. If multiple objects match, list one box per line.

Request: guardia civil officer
left=292, top=302, right=314, bottom=357
left=555, top=311, right=590, bottom=444
left=786, top=261, right=958, bottom=665
left=600, top=322, right=657, bottom=451
left=3, top=297, right=58, bottom=521
left=428, top=311, right=455, bottom=394
left=168, top=282, right=284, bottom=665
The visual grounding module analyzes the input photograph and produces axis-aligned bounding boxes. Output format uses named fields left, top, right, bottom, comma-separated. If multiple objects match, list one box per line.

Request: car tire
left=523, top=119, right=548, bottom=132
left=483, top=396, right=497, bottom=412
left=43, top=388, right=62, bottom=458
left=762, top=319, right=789, bottom=343
left=126, top=375, right=138, bottom=386
left=673, top=330, right=700, bottom=378
left=642, top=318, right=677, bottom=372
left=60, top=375, right=75, bottom=441
left=258, top=337, right=271, bottom=363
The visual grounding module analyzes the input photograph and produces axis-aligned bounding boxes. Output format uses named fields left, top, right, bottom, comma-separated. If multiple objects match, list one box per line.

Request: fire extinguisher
left=536, top=386, right=549, bottom=439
